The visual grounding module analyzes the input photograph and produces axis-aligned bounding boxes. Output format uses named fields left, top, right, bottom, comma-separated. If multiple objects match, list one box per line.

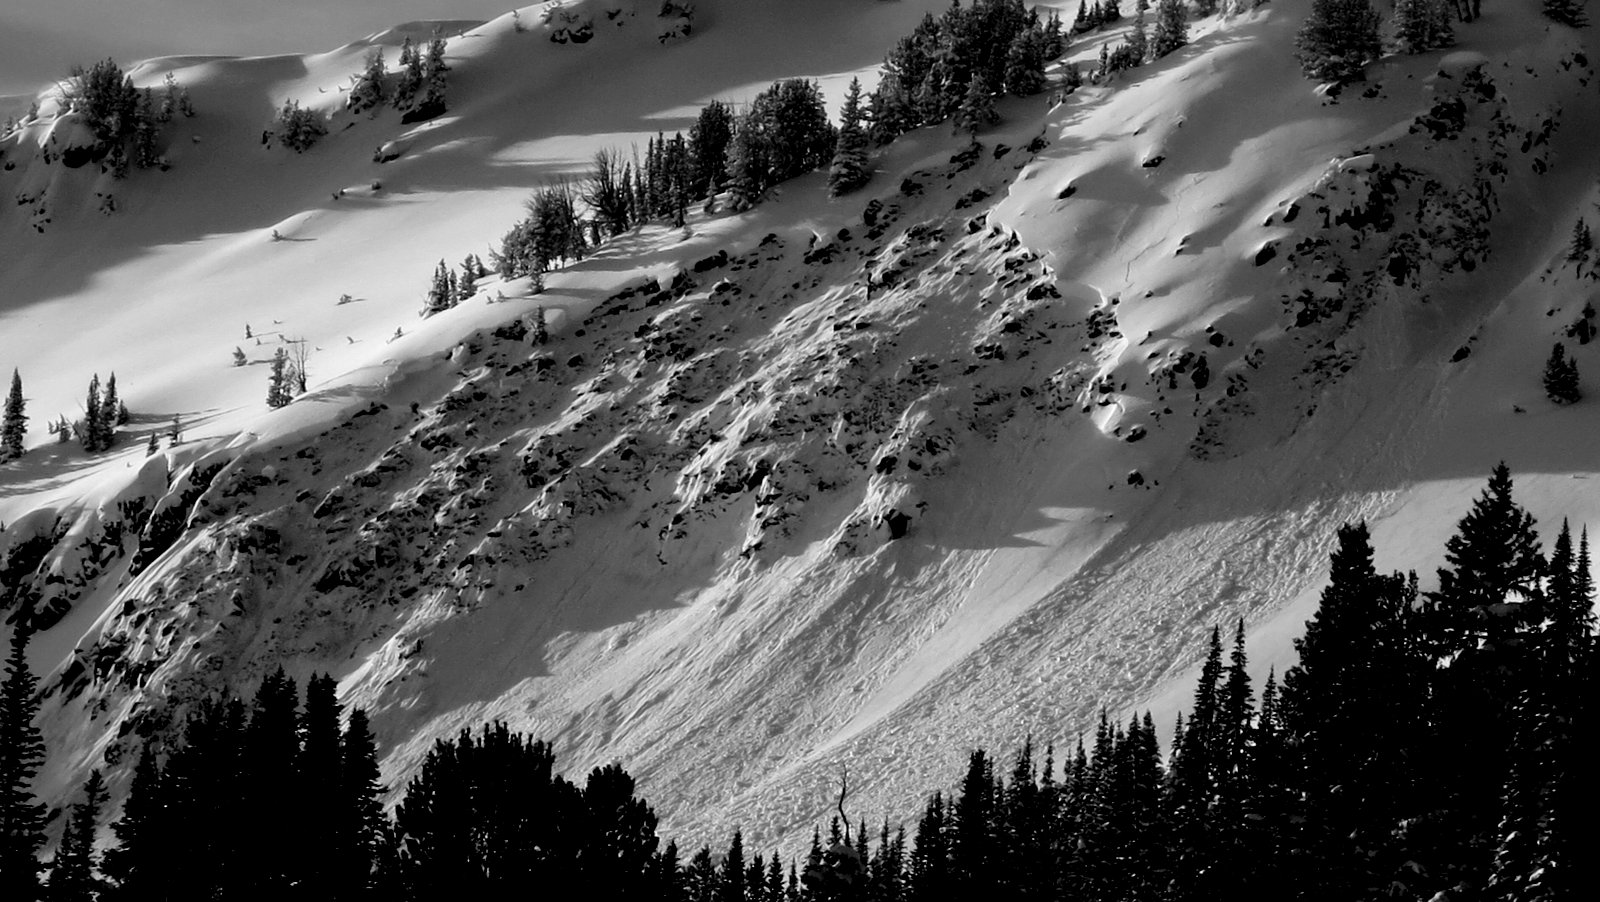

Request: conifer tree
left=267, top=347, right=291, bottom=408
left=80, top=375, right=102, bottom=452
left=1393, top=0, right=1455, bottom=54
left=421, top=36, right=449, bottom=113
left=299, top=674, right=344, bottom=898
left=1544, top=342, right=1582, bottom=404
left=0, top=626, right=46, bottom=902
left=104, top=743, right=164, bottom=897
left=828, top=77, right=871, bottom=196
left=689, top=100, right=734, bottom=199
left=1295, top=0, right=1382, bottom=82
left=1003, top=26, right=1047, bottom=96
left=393, top=38, right=423, bottom=110
left=338, top=708, right=387, bottom=900
left=97, top=372, right=118, bottom=450
left=955, top=75, right=996, bottom=140
left=348, top=49, right=388, bottom=113
left=531, top=306, right=549, bottom=346
left=1129, top=0, right=1150, bottom=65
left=48, top=769, right=106, bottom=902
left=2, top=369, right=26, bottom=461
left=1544, top=0, right=1589, bottom=27
left=1567, top=218, right=1593, bottom=275
left=1151, top=0, right=1189, bottom=59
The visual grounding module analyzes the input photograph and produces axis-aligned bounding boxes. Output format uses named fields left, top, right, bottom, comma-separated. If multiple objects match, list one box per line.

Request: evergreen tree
left=1569, top=217, right=1594, bottom=276
left=1393, top=0, right=1455, bottom=55
left=1151, top=0, right=1189, bottom=59
left=80, top=375, right=102, bottom=453
left=1544, top=342, right=1582, bottom=404
left=337, top=708, right=386, bottom=900
left=955, top=75, right=996, bottom=140
left=0, top=626, right=46, bottom=902
left=420, top=36, right=449, bottom=113
left=393, top=38, right=423, bottom=110
left=1129, top=0, right=1150, bottom=65
left=267, top=348, right=292, bottom=408
left=48, top=769, right=106, bottom=902
left=689, top=101, right=734, bottom=199
left=299, top=674, right=344, bottom=899
left=1003, top=26, right=1047, bottom=96
left=828, top=77, right=871, bottom=196
left=2, top=370, right=26, bottom=462
left=103, top=743, right=165, bottom=898
left=1544, top=0, right=1590, bottom=27
left=347, top=49, right=388, bottom=114
left=97, top=373, right=118, bottom=451
left=1295, top=0, right=1383, bottom=82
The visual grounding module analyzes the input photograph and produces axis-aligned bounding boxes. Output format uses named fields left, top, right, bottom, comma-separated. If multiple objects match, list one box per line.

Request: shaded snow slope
left=4, top=0, right=1600, bottom=850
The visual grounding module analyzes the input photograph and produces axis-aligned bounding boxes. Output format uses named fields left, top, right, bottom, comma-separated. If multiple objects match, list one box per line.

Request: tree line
left=0, top=464, right=1593, bottom=899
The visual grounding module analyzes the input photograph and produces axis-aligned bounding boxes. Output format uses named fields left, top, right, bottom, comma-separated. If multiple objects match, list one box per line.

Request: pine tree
left=689, top=101, right=734, bottom=198
left=233, top=346, right=247, bottom=367
left=0, top=626, right=46, bottom=902
left=97, top=372, right=118, bottom=450
left=828, top=77, right=871, bottom=196
left=1567, top=218, right=1593, bottom=276
left=80, top=375, right=102, bottom=453
left=420, top=36, right=449, bottom=113
left=348, top=48, right=388, bottom=114
left=48, top=769, right=106, bottom=902
left=1544, top=0, right=1589, bottom=27
left=146, top=431, right=159, bottom=456
left=2, top=370, right=26, bottom=462
left=336, top=708, right=386, bottom=899
left=1393, top=0, right=1455, bottom=54
left=267, top=347, right=291, bottom=408
left=1295, top=0, right=1383, bottom=82
left=955, top=75, right=996, bottom=140
left=1544, top=342, right=1582, bottom=404
left=393, top=38, right=423, bottom=110
left=1004, top=26, right=1047, bottom=96
left=1151, top=0, right=1189, bottom=59
left=103, top=743, right=165, bottom=897
left=1129, top=0, right=1150, bottom=64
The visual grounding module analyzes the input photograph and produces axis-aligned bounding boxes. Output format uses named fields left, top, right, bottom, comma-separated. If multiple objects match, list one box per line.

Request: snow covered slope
left=4, top=0, right=1600, bottom=849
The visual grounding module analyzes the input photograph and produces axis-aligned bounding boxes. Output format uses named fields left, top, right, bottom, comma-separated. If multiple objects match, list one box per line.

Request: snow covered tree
left=1392, top=0, right=1455, bottom=54
left=347, top=48, right=388, bottom=114
left=1295, top=0, right=1382, bottom=82
left=267, top=347, right=292, bottom=408
left=458, top=261, right=477, bottom=300
left=2, top=369, right=25, bottom=461
left=955, top=75, right=997, bottom=140
left=1544, top=0, right=1589, bottom=27
left=0, top=626, right=46, bottom=902
left=418, top=36, right=449, bottom=116
left=1151, top=0, right=1189, bottom=59
left=274, top=99, right=327, bottom=152
left=1004, top=26, right=1047, bottom=96
left=1129, top=0, right=1150, bottom=65
left=233, top=346, right=247, bottom=367
left=1544, top=342, right=1581, bottom=405
left=393, top=38, right=423, bottom=110
left=828, top=78, right=871, bottom=196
